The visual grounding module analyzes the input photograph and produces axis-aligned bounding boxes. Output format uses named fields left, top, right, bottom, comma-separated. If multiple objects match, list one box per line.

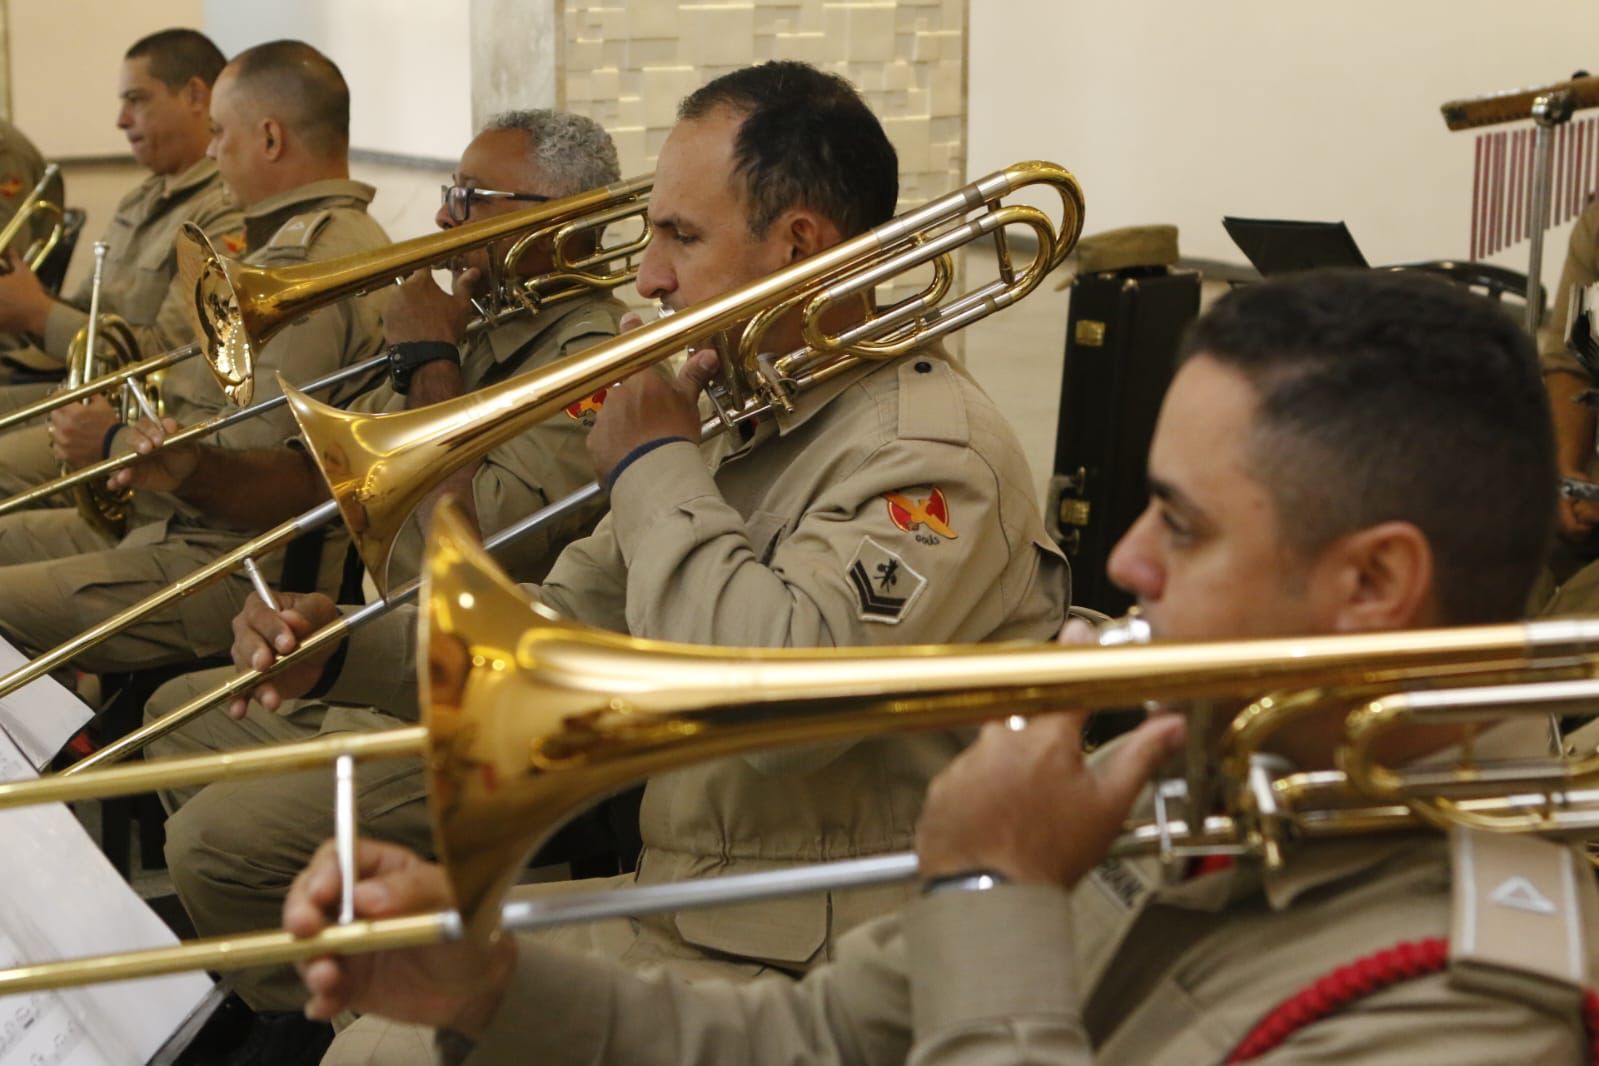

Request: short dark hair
left=1182, top=270, right=1555, bottom=624
left=227, top=40, right=349, bottom=157
left=125, top=28, right=226, bottom=91
left=678, top=61, right=898, bottom=238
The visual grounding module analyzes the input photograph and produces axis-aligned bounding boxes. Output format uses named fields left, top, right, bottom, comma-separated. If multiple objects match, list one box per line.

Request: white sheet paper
left=0, top=734, right=212, bottom=1064
left=0, top=637, right=92, bottom=771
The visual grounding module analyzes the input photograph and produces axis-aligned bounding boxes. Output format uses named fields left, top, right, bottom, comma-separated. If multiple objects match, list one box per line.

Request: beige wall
left=970, top=0, right=1599, bottom=283
left=9, top=0, right=203, bottom=157
left=550, top=0, right=967, bottom=212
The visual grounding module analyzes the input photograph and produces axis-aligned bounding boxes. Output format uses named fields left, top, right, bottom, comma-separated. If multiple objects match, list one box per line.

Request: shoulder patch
left=897, top=356, right=969, bottom=446
left=267, top=208, right=334, bottom=252
left=0, top=175, right=23, bottom=199
left=846, top=535, right=927, bottom=624
left=884, top=486, right=958, bottom=542
left=220, top=230, right=247, bottom=256
left=564, top=388, right=608, bottom=424
left=1449, top=827, right=1589, bottom=988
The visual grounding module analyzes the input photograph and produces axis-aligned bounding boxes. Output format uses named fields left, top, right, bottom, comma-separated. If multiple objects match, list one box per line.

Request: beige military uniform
left=146, top=293, right=625, bottom=1013
left=322, top=345, right=1068, bottom=1064
left=0, top=179, right=385, bottom=673
left=426, top=826, right=1597, bottom=1066
left=0, top=119, right=52, bottom=259
left=0, top=158, right=242, bottom=490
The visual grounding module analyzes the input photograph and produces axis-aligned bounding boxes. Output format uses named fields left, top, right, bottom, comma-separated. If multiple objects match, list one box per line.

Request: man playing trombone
left=122, top=109, right=628, bottom=1031
left=164, top=59, right=1065, bottom=1059
left=0, top=40, right=387, bottom=674
left=0, top=29, right=240, bottom=442
left=287, top=270, right=1592, bottom=1064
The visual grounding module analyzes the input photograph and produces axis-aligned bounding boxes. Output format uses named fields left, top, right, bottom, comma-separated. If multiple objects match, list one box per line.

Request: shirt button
left=914, top=360, right=932, bottom=373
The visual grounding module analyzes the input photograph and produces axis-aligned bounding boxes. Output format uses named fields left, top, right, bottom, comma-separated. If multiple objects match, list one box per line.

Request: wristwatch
left=387, top=340, right=461, bottom=395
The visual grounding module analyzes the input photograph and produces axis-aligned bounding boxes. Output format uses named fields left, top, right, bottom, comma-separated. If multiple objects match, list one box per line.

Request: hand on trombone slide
left=286, top=837, right=515, bottom=1034
left=226, top=589, right=343, bottom=719
left=106, top=414, right=196, bottom=493
left=586, top=345, right=720, bottom=484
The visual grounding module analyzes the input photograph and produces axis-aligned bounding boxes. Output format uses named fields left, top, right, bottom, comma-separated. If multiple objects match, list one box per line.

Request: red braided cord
left=1228, top=938, right=1599, bottom=1063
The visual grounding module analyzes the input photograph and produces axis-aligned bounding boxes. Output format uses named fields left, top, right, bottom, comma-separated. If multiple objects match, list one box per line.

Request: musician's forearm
left=1547, top=372, right=1598, bottom=475
left=177, top=445, right=329, bottom=529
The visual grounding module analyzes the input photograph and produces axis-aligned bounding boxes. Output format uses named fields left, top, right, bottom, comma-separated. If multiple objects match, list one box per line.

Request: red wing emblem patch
left=564, top=388, right=608, bottom=421
left=885, top=487, right=957, bottom=540
left=221, top=231, right=247, bottom=255
left=0, top=176, right=23, bottom=199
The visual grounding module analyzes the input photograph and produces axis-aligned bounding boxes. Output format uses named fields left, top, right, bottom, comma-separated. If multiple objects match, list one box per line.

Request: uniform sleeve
left=449, top=914, right=916, bottom=1066
left=535, top=513, right=631, bottom=633
left=322, top=602, right=422, bottom=720
left=901, top=887, right=1089, bottom=1066
left=1539, top=203, right=1599, bottom=378
left=606, top=434, right=1024, bottom=650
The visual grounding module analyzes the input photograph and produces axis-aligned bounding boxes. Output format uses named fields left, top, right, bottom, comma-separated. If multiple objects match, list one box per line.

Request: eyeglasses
left=440, top=184, right=553, bottom=224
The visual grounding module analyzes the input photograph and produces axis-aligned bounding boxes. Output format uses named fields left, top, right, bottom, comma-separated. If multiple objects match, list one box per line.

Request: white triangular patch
left=1489, top=875, right=1558, bottom=915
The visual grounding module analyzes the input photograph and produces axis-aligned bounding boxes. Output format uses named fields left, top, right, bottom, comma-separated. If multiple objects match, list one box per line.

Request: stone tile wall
left=558, top=0, right=967, bottom=213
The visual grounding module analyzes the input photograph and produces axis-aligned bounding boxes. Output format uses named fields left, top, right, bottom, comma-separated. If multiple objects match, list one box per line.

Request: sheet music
left=0, top=734, right=212, bottom=1064
left=0, top=637, right=91, bottom=771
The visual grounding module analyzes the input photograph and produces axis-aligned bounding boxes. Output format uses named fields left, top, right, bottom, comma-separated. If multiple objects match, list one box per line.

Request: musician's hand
left=587, top=348, right=719, bottom=484
left=287, top=837, right=516, bottom=1032
left=916, top=710, right=1185, bottom=890
left=227, top=590, right=342, bottom=718
left=47, top=394, right=119, bottom=469
left=383, top=267, right=480, bottom=347
left=0, top=252, right=54, bottom=334
left=1558, top=471, right=1599, bottom=542
left=106, top=417, right=197, bottom=493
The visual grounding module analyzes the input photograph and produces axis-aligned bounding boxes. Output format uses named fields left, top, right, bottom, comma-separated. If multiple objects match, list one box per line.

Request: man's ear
left=1314, top=521, right=1436, bottom=632
left=776, top=208, right=844, bottom=263
left=261, top=118, right=285, bottom=161
left=183, top=76, right=209, bottom=111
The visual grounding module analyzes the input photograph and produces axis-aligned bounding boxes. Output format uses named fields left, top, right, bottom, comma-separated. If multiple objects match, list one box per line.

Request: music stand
left=1222, top=217, right=1369, bottom=276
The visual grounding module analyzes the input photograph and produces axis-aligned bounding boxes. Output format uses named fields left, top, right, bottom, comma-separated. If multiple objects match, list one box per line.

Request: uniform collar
left=242, top=178, right=376, bottom=251
left=161, top=157, right=222, bottom=200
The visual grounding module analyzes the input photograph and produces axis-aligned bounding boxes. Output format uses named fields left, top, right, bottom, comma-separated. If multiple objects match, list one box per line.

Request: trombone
left=61, top=159, right=1086, bottom=772
left=0, top=163, right=65, bottom=272
left=0, top=176, right=654, bottom=518
left=3, top=504, right=1599, bottom=993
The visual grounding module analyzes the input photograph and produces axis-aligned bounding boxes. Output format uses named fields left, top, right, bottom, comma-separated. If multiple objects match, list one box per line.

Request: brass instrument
left=0, top=163, right=64, bottom=271
left=63, top=159, right=1085, bottom=771
left=287, top=161, right=1085, bottom=595
left=180, top=174, right=653, bottom=408
left=3, top=504, right=1599, bottom=993
left=0, top=177, right=654, bottom=520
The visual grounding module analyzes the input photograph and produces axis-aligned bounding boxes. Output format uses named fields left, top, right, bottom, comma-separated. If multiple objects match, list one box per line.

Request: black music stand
left=1222, top=217, right=1369, bottom=276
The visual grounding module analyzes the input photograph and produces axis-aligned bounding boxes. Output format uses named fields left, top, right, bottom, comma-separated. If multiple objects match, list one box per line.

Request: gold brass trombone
left=287, top=160, right=1086, bottom=596
left=63, top=159, right=1085, bottom=772
left=0, top=163, right=65, bottom=271
left=3, top=504, right=1599, bottom=993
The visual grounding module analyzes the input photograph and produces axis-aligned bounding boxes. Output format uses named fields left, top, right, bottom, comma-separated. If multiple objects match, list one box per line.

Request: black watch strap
left=387, top=340, right=461, bottom=395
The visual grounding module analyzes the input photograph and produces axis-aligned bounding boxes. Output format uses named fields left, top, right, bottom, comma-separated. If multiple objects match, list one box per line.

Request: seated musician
left=0, top=115, right=55, bottom=285
left=285, top=270, right=1592, bottom=1064
left=0, top=40, right=387, bottom=675
left=176, top=59, right=1066, bottom=1062
left=1533, top=199, right=1599, bottom=613
left=0, top=28, right=240, bottom=451
left=124, top=109, right=626, bottom=1044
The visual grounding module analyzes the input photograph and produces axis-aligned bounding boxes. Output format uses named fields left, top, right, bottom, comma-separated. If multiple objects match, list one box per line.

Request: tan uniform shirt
left=330, top=347, right=1069, bottom=967
left=363, top=293, right=626, bottom=588
left=451, top=827, right=1597, bottom=1066
left=42, top=157, right=241, bottom=358
left=117, top=179, right=389, bottom=628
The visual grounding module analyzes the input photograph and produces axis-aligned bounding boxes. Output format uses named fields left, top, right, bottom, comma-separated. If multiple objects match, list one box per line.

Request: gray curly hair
left=482, top=110, right=621, bottom=197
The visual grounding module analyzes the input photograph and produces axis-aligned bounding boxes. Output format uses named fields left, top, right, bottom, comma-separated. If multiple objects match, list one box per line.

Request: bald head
left=224, top=40, right=349, bottom=158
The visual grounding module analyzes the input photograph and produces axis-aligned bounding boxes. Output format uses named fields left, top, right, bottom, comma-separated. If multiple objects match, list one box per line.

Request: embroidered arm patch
left=846, top=535, right=927, bottom=623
